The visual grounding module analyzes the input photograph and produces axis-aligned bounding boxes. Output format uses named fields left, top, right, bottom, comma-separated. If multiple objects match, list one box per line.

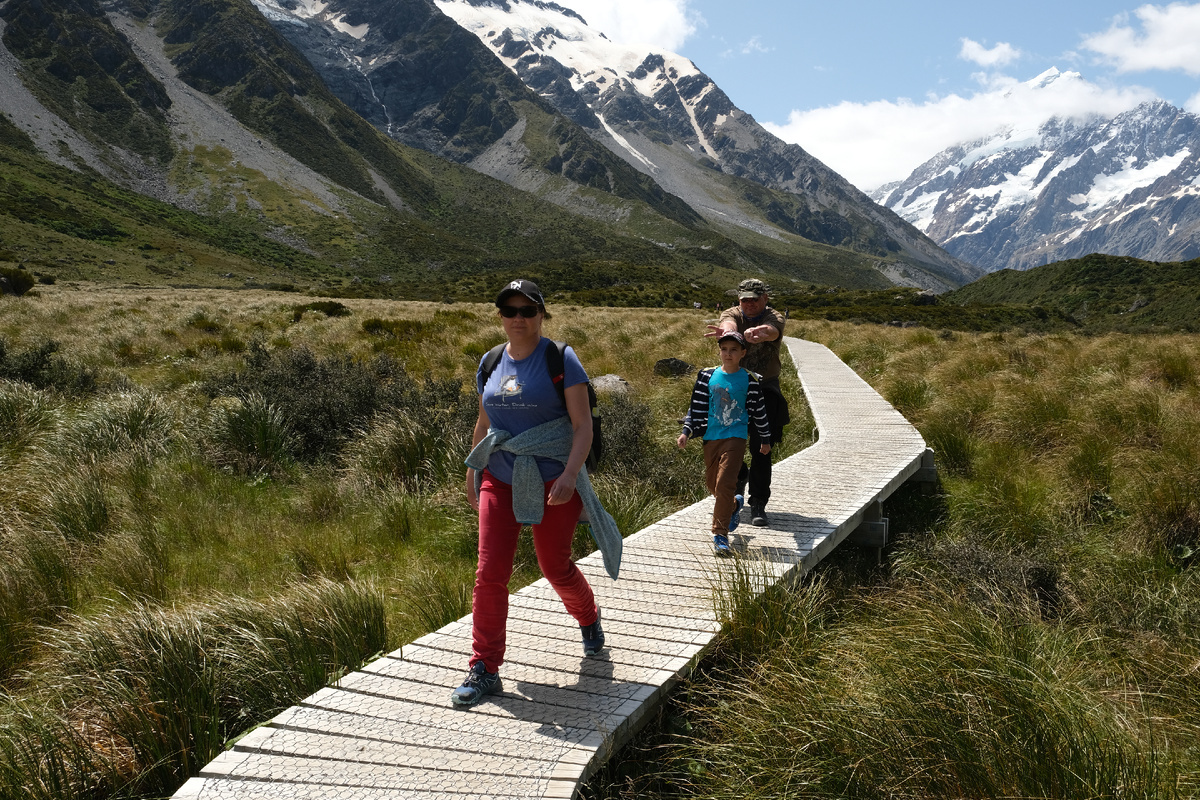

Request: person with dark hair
left=454, top=279, right=621, bottom=707
left=704, top=278, right=790, bottom=527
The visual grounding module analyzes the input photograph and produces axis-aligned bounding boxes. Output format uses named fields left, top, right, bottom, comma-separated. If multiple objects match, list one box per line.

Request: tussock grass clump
left=659, top=588, right=1176, bottom=800
left=57, top=388, right=179, bottom=462
left=7, top=580, right=385, bottom=800
left=203, top=393, right=297, bottom=476
left=0, top=379, right=60, bottom=455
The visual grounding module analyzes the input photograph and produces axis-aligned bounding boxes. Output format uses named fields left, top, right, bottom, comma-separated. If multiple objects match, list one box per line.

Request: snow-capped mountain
left=874, top=84, right=1200, bottom=271
left=433, top=0, right=977, bottom=288
left=249, top=0, right=979, bottom=290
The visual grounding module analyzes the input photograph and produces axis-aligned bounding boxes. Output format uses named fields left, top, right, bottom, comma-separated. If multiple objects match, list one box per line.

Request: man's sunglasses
left=499, top=305, right=540, bottom=318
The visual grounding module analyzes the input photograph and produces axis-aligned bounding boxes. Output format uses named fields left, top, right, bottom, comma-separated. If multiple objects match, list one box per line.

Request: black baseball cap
left=495, top=279, right=545, bottom=309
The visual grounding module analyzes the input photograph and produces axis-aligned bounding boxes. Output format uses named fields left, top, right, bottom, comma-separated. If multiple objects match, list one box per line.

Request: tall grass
left=666, top=588, right=1177, bottom=799
left=583, top=322, right=1200, bottom=800
left=4, top=580, right=385, bottom=800
left=5, top=287, right=793, bottom=799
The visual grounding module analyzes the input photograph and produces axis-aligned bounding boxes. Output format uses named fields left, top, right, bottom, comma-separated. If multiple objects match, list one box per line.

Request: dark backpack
left=480, top=340, right=603, bottom=471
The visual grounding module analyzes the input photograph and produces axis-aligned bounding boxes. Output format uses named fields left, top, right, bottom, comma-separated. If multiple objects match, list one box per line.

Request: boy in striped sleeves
left=676, top=330, right=772, bottom=555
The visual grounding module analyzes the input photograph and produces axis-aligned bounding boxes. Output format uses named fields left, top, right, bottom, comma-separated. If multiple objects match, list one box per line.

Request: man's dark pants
left=737, top=377, right=788, bottom=511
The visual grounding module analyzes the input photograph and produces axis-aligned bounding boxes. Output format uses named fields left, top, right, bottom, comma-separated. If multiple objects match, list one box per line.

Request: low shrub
left=0, top=339, right=96, bottom=395
left=291, top=301, right=350, bottom=322
left=0, top=266, right=35, bottom=296
left=206, top=343, right=412, bottom=462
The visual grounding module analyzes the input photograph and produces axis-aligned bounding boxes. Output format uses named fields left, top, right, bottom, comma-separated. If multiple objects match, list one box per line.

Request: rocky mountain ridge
left=247, top=0, right=979, bottom=290
left=430, top=0, right=978, bottom=290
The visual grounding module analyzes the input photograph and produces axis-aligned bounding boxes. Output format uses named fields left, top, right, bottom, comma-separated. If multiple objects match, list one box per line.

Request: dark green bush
left=0, top=266, right=35, bottom=296
left=207, top=343, right=399, bottom=461
left=0, top=338, right=96, bottom=394
left=185, top=311, right=222, bottom=333
left=206, top=343, right=476, bottom=463
left=291, top=300, right=350, bottom=322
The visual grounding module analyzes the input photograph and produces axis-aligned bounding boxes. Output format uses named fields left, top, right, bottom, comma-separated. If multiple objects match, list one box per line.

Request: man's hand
left=744, top=325, right=777, bottom=344
left=704, top=323, right=730, bottom=339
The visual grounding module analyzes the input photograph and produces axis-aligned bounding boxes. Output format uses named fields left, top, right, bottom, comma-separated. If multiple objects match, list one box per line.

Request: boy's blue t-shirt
left=476, top=337, right=588, bottom=484
left=705, top=367, right=750, bottom=441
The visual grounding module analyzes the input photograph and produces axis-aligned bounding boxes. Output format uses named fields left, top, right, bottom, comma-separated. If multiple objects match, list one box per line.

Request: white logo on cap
left=510, top=281, right=522, bottom=290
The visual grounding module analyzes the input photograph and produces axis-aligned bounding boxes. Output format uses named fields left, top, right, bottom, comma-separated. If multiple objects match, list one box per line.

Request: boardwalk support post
left=910, top=447, right=938, bottom=494
left=849, top=499, right=888, bottom=563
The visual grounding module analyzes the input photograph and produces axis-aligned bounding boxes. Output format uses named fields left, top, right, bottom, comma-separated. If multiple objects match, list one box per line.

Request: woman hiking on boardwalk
left=454, top=279, right=621, bottom=707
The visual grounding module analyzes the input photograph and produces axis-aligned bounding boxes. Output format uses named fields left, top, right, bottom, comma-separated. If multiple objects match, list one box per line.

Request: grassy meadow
left=0, top=284, right=814, bottom=799
left=586, top=321, right=1200, bottom=799
left=4, top=284, right=1200, bottom=799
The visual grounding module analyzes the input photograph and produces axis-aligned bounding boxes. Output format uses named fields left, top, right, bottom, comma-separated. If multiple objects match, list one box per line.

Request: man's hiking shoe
left=728, top=494, right=744, bottom=532
left=713, top=534, right=732, bottom=556
left=450, top=662, right=501, bottom=707
left=581, top=608, right=605, bottom=656
left=750, top=505, right=768, bottom=527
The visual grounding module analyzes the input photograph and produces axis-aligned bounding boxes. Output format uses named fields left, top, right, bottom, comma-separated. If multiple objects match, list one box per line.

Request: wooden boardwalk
left=175, top=337, right=934, bottom=800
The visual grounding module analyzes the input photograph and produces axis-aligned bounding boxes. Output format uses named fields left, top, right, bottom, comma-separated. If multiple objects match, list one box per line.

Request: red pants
left=704, top=438, right=747, bottom=536
left=471, top=470, right=597, bottom=673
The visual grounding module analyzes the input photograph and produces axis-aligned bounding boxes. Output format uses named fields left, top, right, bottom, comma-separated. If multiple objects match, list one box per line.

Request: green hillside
left=948, top=253, right=1200, bottom=332
left=0, top=0, right=946, bottom=301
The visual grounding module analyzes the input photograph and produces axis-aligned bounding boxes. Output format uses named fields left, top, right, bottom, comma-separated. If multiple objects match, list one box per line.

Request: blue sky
left=555, top=0, right=1200, bottom=190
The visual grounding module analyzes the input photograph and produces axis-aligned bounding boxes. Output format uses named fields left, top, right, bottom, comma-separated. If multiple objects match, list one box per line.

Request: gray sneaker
left=450, top=662, right=501, bottom=707
left=750, top=505, right=768, bottom=527
left=581, top=607, right=605, bottom=656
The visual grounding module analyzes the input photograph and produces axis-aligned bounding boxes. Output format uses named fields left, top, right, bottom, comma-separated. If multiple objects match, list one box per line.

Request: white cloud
left=741, top=35, right=771, bottom=55
left=1082, top=3, right=1200, bottom=75
left=552, top=0, right=700, bottom=52
left=763, top=70, right=1156, bottom=191
left=959, top=38, right=1022, bottom=67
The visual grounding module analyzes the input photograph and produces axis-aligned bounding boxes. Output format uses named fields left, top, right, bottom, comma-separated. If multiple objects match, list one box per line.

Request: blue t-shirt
left=705, top=367, right=750, bottom=441
left=476, top=337, right=588, bottom=484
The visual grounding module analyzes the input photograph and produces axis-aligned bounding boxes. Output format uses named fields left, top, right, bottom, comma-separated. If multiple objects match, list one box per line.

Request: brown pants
left=703, top=438, right=747, bottom=536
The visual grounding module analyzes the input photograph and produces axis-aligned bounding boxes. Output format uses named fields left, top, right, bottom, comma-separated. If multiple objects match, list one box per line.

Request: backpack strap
left=478, top=343, right=506, bottom=393
left=547, top=340, right=567, bottom=405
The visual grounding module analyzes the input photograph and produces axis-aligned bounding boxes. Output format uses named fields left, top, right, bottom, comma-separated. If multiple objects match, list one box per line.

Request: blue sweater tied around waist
left=465, top=415, right=622, bottom=580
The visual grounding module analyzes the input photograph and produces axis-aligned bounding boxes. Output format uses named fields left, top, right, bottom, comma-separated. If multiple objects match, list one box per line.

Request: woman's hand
left=548, top=471, right=577, bottom=505
left=465, top=468, right=479, bottom=511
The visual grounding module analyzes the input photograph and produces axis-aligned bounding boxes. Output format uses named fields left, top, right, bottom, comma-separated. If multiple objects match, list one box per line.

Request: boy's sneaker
left=750, top=505, right=768, bottom=527
left=450, top=662, right=501, bottom=707
left=713, top=534, right=732, bottom=556
left=581, top=608, right=605, bottom=656
left=728, top=494, right=744, bottom=532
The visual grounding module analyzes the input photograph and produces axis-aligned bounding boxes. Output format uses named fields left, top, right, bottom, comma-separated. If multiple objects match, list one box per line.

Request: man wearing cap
left=704, top=278, right=789, bottom=526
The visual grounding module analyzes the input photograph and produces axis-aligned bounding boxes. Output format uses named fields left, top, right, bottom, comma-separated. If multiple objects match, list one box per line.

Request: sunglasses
left=499, top=305, right=540, bottom=318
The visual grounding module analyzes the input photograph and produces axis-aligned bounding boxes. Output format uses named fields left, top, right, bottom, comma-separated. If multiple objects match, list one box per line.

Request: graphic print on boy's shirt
left=705, top=367, right=750, bottom=441
left=711, top=383, right=743, bottom=428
